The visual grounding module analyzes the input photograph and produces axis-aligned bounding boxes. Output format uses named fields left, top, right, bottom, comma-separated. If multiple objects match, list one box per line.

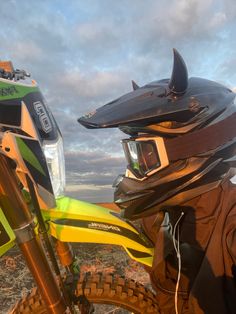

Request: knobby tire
left=10, top=272, right=159, bottom=313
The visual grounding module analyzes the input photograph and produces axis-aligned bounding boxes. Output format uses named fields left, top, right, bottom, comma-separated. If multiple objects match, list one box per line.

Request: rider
left=78, top=49, right=236, bottom=313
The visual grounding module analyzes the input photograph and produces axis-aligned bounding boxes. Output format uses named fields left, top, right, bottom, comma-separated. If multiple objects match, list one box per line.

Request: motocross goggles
left=122, top=136, right=169, bottom=179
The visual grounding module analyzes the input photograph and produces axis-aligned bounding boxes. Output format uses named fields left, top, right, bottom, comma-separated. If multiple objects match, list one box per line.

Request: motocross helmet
left=78, top=49, right=236, bottom=220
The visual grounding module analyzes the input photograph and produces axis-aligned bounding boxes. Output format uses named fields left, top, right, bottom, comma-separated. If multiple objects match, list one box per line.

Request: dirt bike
left=0, top=61, right=159, bottom=313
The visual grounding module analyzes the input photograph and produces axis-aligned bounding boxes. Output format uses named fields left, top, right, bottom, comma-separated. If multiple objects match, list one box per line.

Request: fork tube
left=0, top=154, right=68, bottom=314
left=19, top=238, right=68, bottom=313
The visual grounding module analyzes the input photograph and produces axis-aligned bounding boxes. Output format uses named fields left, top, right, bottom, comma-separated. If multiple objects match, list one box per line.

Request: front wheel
left=10, top=272, right=159, bottom=313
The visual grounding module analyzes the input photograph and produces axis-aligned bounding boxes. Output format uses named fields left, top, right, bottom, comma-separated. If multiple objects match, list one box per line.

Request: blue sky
left=1, top=0, right=236, bottom=201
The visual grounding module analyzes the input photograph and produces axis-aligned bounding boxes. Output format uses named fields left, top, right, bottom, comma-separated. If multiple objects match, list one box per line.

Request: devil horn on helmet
left=132, top=80, right=140, bottom=90
left=168, top=48, right=188, bottom=94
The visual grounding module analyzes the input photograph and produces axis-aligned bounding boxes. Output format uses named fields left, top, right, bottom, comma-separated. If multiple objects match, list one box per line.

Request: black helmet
left=78, top=49, right=236, bottom=220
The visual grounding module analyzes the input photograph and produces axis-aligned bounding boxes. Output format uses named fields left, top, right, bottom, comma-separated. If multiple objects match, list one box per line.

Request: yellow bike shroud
left=0, top=208, right=16, bottom=256
left=42, top=197, right=154, bottom=267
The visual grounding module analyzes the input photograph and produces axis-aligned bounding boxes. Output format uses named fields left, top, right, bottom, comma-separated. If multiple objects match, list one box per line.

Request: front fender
left=42, top=196, right=154, bottom=267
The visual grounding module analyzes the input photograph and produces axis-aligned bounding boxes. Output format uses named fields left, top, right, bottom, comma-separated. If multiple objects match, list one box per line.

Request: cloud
left=209, top=11, right=227, bottom=28
left=65, top=149, right=126, bottom=185
left=65, top=184, right=114, bottom=202
left=0, top=0, right=236, bottom=201
left=222, top=0, right=236, bottom=19
left=55, top=68, right=129, bottom=106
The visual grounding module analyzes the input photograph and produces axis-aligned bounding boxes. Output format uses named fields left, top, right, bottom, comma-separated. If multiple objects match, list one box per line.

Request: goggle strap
left=165, top=112, right=236, bottom=161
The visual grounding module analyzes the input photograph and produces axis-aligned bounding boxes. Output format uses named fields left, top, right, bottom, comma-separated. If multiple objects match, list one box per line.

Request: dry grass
left=0, top=246, right=34, bottom=313
left=0, top=243, right=150, bottom=313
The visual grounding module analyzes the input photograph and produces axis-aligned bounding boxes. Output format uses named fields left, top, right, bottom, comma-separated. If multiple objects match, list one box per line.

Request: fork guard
left=42, top=196, right=154, bottom=267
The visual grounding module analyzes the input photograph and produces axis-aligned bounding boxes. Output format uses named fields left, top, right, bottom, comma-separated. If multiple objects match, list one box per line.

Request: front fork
left=55, top=240, right=95, bottom=313
left=55, top=241, right=79, bottom=274
left=0, top=154, right=68, bottom=314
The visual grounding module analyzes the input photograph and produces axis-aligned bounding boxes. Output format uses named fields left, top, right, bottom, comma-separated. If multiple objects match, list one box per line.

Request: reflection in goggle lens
left=123, top=139, right=161, bottom=177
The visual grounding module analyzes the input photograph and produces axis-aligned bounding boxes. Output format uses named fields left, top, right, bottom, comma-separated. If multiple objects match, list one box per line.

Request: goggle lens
left=127, top=141, right=141, bottom=173
left=139, top=141, right=160, bottom=173
left=123, top=139, right=161, bottom=177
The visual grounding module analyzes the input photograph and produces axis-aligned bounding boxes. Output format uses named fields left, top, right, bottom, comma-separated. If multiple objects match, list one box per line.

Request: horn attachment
left=132, top=80, right=140, bottom=90
left=169, top=48, right=188, bottom=94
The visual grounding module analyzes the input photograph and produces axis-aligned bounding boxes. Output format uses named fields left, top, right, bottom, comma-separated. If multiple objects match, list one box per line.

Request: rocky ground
left=0, top=242, right=151, bottom=313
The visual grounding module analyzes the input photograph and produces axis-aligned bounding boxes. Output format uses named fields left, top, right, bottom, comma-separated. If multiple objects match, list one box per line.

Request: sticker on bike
left=33, top=101, right=52, bottom=133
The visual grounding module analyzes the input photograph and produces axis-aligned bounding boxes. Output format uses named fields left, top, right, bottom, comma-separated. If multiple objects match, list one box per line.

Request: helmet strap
left=165, top=112, right=236, bottom=161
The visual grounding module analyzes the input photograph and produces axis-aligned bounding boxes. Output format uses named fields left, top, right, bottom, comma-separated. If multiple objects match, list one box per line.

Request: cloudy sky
left=1, top=0, right=236, bottom=202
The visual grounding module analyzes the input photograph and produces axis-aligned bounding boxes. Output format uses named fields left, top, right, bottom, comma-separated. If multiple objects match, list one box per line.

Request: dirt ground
left=0, top=242, right=151, bottom=313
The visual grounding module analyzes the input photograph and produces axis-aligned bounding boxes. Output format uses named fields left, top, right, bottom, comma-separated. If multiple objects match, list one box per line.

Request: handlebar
left=0, top=68, right=30, bottom=80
